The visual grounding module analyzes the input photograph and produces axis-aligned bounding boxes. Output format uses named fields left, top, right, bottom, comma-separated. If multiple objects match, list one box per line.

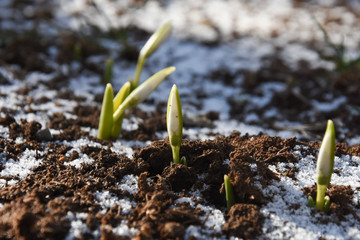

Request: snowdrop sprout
left=316, top=120, right=335, bottom=211
left=97, top=83, right=114, bottom=140
left=167, top=84, right=183, bottom=164
left=112, top=81, right=131, bottom=138
left=113, top=66, right=176, bottom=123
left=131, top=20, right=172, bottom=90
left=224, top=174, right=235, bottom=212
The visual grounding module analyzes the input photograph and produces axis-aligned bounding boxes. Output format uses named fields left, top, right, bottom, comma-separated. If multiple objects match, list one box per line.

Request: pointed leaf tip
left=98, top=83, right=114, bottom=140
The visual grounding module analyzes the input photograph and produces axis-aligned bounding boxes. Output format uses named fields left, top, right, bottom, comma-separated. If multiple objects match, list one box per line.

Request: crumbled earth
left=0, top=117, right=360, bottom=239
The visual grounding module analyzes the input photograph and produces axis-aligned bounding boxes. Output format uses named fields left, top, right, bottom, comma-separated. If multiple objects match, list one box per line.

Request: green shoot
left=180, top=156, right=187, bottom=166
left=167, top=84, right=183, bottom=164
left=308, top=196, right=315, bottom=208
left=97, top=83, right=114, bottom=140
left=112, top=81, right=131, bottom=138
left=316, top=120, right=335, bottom=211
left=323, top=196, right=331, bottom=214
left=224, top=174, right=235, bottom=212
left=113, top=66, right=175, bottom=134
left=104, top=58, right=114, bottom=84
left=131, top=21, right=172, bottom=90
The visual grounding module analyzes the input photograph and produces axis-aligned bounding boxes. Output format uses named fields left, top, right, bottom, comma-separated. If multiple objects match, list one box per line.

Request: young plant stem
left=132, top=57, right=145, bottom=90
left=112, top=81, right=131, bottom=138
left=172, top=146, right=180, bottom=164
left=316, top=184, right=327, bottom=211
left=167, top=84, right=183, bottom=164
left=315, top=120, right=335, bottom=211
left=224, top=175, right=235, bottom=212
left=130, top=21, right=172, bottom=89
left=97, top=83, right=114, bottom=140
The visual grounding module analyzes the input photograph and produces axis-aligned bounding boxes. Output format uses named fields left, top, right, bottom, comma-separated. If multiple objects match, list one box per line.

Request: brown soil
left=1, top=115, right=359, bottom=239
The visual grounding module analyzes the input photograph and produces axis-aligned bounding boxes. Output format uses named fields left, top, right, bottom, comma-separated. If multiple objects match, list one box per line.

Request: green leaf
left=97, top=83, right=114, bottom=140
left=224, top=174, right=235, bottom=212
left=113, top=66, right=176, bottom=123
left=167, top=84, right=183, bottom=164
left=131, top=21, right=172, bottom=89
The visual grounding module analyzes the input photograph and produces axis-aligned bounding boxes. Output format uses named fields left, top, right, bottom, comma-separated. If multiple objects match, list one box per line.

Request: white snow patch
left=259, top=144, right=360, bottom=239
left=116, top=174, right=138, bottom=195
left=111, top=220, right=138, bottom=238
left=0, top=149, right=42, bottom=180
left=95, top=190, right=135, bottom=215
left=64, top=153, right=94, bottom=169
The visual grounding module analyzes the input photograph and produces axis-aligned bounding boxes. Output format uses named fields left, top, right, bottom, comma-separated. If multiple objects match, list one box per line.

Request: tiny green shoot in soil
left=224, top=174, right=235, bottom=212
left=167, top=84, right=183, bottom=164
left=97, top=83, right=114, bottom=140
left=314, top=120, right=335, bottom=211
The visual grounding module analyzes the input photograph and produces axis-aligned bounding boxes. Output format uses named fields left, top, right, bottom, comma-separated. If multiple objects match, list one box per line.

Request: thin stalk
left=171, top=146, right=180, bottom=164
left=112, top=81, right=131, bottom=138
left=316, top=184, right=327, bottom=211
left=130, top=21, right=171, bottom=89
left=132, top=57, right=145, bottom=90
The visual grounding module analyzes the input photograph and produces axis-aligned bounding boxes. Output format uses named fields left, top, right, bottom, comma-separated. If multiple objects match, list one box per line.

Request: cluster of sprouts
left=97, top=21, right=174, bottom=140
left=97, top=21, right=339, bottom=213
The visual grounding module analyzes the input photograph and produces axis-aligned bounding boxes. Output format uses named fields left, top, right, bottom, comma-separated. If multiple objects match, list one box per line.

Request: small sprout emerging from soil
left=104, top=58, right=114, bottom=84
left=112, top=66, right=175, bottom=132
left=180, top=156, right=187, bottom=166
left=112, top=81, right=131, bottom=138
left=131, top=20, right=172, bottom=90
left=224, top=174, right=235, bottom=212
left=167, top=84, right=183, bottom=164
left=323, top=196, right=331, bottom=214
left=308, top=196, right=315, bottom=208
left=97, top=83, right=114, bottom=140
left=315, top=120, right=335, bottom=211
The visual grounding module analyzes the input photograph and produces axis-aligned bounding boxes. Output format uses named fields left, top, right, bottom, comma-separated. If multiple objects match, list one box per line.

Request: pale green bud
left=97, top=83, right=114, bottom=140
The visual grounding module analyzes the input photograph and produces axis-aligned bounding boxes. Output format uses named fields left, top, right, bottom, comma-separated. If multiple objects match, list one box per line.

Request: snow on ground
left=1, top=0, right=360, bottom=239
left=259, top=145, right=360, bottom=239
